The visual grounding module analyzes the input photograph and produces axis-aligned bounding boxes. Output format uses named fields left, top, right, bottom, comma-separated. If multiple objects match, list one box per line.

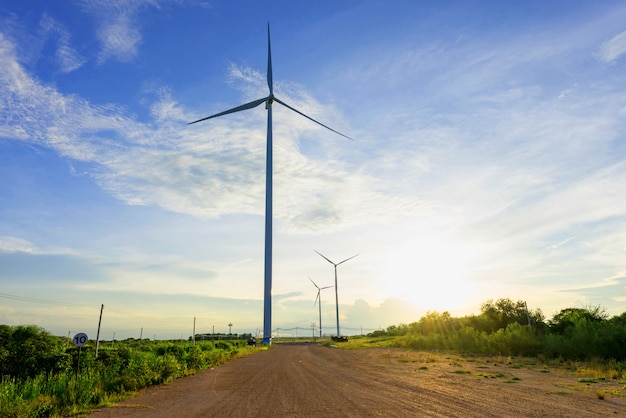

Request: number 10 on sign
left=73, top=332, right=88, bottom=347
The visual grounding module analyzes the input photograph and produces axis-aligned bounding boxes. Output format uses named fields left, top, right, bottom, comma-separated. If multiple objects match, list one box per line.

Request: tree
left=414, top=311, right=460, bottom=335
left=548, top=306, right=608, bottom=334
left=0, top=324, right=12, bottom=371
left=475, top=298, right=543, bottom=333
left=5, top=324, right=68, bottom=378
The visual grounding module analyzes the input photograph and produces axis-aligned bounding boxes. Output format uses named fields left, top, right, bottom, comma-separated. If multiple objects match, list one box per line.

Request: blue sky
left=2, top=0, right=626, bottom=340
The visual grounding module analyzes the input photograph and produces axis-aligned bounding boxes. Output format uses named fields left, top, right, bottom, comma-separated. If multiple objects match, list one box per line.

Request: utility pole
left=95, top=304, right=104, bottom=359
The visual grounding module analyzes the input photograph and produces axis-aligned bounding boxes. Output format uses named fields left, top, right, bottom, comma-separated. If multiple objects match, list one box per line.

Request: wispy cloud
left=0, top=236, right=36, bottom=253
left=78, top=0, right=159, bottom=64
left=38, top=14, right=86, bottom=73
left=599, top=30, right=626, bottom=62
left=0, top=235, right=76, bottom=256
left=0, top=35, right=389, bottom=232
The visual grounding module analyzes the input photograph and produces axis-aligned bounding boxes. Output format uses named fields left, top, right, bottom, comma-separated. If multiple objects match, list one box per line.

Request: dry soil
left=88, top=343, right=626, bottom=417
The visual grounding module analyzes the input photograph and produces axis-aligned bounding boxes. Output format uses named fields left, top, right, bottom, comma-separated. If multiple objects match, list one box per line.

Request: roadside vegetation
left=0, top=325, right=258, bottom=417
left=343, top=299, right=626, bottom=386
left=327, top=299, right=626, bottom=402
left=366, top=299, right=626, bottom=362
left=3, top=298, right=626, bottom=416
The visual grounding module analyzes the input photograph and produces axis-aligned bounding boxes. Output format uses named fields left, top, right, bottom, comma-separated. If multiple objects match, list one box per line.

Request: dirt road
left=89, top=343, right=626, bottom=417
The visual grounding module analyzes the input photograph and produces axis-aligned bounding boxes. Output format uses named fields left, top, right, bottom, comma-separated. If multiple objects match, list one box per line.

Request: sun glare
left=381, top=236, right=481, bottom=313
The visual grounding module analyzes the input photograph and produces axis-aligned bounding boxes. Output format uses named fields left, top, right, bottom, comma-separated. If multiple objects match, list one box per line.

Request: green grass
left=551, top=390, right=574, bottom=395
left=475, top=372, right=507, bottom=379
left=0, top=340, right=259, bottom=417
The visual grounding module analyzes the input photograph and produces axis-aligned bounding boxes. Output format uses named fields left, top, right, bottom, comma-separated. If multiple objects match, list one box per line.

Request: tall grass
left=0, top=340, right=255, bottom=417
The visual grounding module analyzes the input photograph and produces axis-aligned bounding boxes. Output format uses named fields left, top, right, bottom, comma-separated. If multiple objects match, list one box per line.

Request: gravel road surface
left=89, top=343, right=626, bottom=417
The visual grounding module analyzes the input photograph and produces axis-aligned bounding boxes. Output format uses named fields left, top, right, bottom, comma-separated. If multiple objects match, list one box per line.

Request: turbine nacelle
left=309, top=276, right=333, bottom=306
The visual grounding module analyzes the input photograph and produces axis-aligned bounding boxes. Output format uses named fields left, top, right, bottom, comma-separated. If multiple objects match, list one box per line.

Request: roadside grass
left=331, top=335, right=626, bottom=399
left=475, top=372, right=508, bottom=379
left=550, top=390, right=574, bottom=395
left=0, top=340, right=261, bottom=417
left=329, top=335, right=398, bottom=348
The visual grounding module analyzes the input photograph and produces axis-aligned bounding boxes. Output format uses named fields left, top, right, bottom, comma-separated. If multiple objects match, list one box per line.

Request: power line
left=0, top=292, right=89, bottom=308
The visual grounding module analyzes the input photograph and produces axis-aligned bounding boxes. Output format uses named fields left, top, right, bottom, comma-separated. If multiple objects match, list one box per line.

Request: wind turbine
left=308, top=277, right=333, bottom=338
left=314, top=250, right=358, bottom=338
left=189, top=24, right=352, bottom=344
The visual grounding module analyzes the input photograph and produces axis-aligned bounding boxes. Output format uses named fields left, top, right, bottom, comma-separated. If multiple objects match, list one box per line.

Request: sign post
left=73, top=332, right=88, bottom=379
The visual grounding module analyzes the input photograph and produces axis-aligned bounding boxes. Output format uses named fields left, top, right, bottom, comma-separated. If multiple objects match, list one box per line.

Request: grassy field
left=0, top=330, right=260, bottom=418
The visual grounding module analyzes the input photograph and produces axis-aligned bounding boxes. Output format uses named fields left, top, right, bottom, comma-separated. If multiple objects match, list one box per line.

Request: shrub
left=5, top=325, right=68, bottom=378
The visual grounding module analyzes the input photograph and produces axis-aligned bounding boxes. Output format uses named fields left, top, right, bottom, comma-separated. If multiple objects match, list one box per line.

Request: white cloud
left=599, top=30, right=626, bottom=62
left=78, top=0, right=159, bottom=64
left=38, top=14, right=86, bottom=73
left=0, top=235, right=77, bottom=256
left=0, top=236, right=36, bottom=253
left=0, top=36, right=395, bottom=232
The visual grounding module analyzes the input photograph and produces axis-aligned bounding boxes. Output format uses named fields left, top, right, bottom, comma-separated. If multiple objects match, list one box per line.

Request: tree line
left=369, top=298, right=626, bottom=361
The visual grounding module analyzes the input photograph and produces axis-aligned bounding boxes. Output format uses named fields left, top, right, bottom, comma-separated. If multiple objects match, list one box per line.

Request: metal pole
left=76, top=346, right=82, bottom=380
left=319, top=293, right=323, bottom=338
left=263, top=94, right=273, bottom=345
left=334, top=265, right=340, bottom=337
left=193, top=317, right=196, bottom=345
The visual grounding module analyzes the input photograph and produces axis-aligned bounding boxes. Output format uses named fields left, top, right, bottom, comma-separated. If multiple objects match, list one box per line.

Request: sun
left=381, top=236, right=482, bottom=313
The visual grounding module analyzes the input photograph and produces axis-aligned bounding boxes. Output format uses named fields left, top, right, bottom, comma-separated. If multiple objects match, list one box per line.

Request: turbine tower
left=309, top=277, right=333, bottom=338
left=315, top=250, right=358, bottom=338
left=189, top=25, right=352, bottom=344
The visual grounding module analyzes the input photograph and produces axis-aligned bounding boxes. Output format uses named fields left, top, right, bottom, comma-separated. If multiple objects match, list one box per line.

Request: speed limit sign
left=73, top=332, right=88, bottom=347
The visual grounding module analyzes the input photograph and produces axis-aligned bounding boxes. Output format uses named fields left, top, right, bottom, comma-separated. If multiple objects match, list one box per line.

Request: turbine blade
left=274, top=98, right=353, bottom=140
left=337, top=254, right=359, bottom=266
left=267, top=23, right=273, bottom=96
left=308, top=276, right=320, bottom=290
left=314, top=250, right=335, bottom=266
left=320, top=285, right=333, bottom=290
left=314, top=291, right=320, bottom=306
left=188, top=97, right=268, bottom=125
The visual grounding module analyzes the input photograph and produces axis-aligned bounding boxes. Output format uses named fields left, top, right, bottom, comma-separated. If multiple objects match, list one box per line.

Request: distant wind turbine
left=315, top=251, right=358, bottom=338
left=189, top=24, right=352, bottom=344
left=308, top=277, right=333, bottom=338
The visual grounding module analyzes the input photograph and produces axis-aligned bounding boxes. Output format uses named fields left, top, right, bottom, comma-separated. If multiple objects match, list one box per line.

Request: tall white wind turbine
left=314, top=251, right=358, bottom=338
left=189, top=24, right=352, bottom=344
left=308, top=277, right=333, bottom=338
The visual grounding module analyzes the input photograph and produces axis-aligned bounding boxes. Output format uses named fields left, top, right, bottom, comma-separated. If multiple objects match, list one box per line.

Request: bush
left=4, top=325, right=68, bottom=378
left=487, top=323, right=536, bottom=356
left=0, top=326, right=258, bottom=417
